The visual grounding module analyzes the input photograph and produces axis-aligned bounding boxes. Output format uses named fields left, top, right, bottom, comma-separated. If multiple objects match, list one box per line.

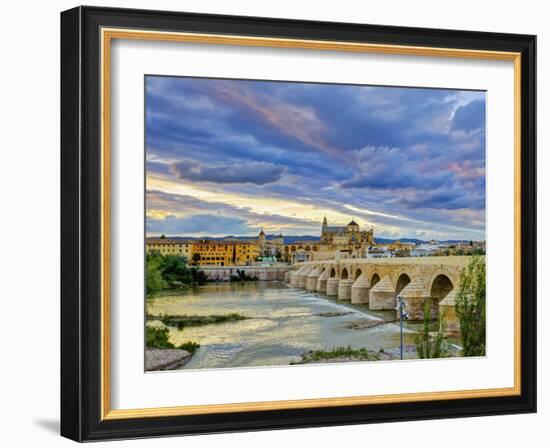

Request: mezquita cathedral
left=320, top=216, right=374, bottom=247
left=260, top=217, right=375, bottom=264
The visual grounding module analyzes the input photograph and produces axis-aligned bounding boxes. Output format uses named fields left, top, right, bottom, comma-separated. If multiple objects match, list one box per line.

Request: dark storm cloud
left=171, top=159, right=286, bottom=185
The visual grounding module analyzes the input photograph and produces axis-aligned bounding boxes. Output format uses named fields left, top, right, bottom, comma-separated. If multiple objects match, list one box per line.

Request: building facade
left=145, top=238, right=192, bottom=257
left=146, top=238, right=260, bottom=267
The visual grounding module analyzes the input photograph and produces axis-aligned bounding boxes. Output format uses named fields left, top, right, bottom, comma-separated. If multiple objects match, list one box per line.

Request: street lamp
left=396, top=295, right=409, bottom=360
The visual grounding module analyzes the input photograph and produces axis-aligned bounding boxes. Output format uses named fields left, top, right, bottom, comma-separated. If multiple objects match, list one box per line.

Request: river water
left=147, top=281, right=420, bottom=370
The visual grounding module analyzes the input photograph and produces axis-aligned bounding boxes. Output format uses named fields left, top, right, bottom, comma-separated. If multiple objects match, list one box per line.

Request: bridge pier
left=397, top=279, right=430, bottom=320
left=306, top=267, right=321, bottom=291
left=337, top=279, right=354, bottom=300
left=326, top=277, right=340, bottom=296
left=316, top=269, right=328, bottom=293
left=289, top=266, right=304, bottom=287
left=351, top=274, right=370, bottom=304
left=284, top=270, right=292, bottom=284
left=297, top=266, right=312, bottom=288
left=369, top=276, right=396, bottom=310
left=439, top=290, right=460, bottom=334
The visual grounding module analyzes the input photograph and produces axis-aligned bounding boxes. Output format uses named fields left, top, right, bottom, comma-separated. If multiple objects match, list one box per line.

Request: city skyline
left=146, top=76, right=486, bottom=240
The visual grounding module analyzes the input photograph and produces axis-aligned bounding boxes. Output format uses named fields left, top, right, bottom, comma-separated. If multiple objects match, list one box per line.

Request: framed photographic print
left=60, top=6, right=536, bottom=442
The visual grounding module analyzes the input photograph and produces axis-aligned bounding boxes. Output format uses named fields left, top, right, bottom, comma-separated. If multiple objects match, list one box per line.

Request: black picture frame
left=61, top=5, right=536, bottom=442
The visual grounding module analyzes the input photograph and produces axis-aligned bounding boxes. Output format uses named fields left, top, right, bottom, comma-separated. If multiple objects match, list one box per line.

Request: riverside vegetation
left=147, top=313, right=248, bottom=330
left=415, top=300, right=450, bottom=359
left=146, top=251, right=207, bottom=298
left=292, top=346, right=382, bottom=364
left=455, top=255, right=486, bottom=356
left=146, top=326, right=201, bottom=354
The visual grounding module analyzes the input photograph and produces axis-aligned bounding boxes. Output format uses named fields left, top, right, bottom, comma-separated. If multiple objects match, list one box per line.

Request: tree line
left=146, top=251, right=207, bottom=298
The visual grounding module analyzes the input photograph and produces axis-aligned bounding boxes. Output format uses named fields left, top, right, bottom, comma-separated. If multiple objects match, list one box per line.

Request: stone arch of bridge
left=428, top=269, right=456, bottom=294
left=340, top=267, right=350, bottom=280
left=429, top=272, right=454, bottom=302
left=427, top=271, right=454, bottom=319
left=395, top=272, right=411, bottom=296
left=370, top=272, right=381, bottom=287
left=329, top=266, right=337, bottom=278
left=354, top=268, right=363, bottom=281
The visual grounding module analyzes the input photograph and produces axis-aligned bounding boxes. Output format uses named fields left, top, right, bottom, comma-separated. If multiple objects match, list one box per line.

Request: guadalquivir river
left=147, top=281, right=419, bottom=369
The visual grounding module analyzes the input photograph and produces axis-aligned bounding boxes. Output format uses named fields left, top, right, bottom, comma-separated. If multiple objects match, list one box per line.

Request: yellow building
left=145, top=238, right=192, bottom=258
left=146, top=238, right=260, bottom=267
left=191, top=240, right=260, bottom=266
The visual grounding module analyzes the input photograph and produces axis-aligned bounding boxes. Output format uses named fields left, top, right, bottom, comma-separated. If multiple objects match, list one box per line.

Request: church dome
left=347, top=219, right=359, bottom=227
left=259, top=229, right=265, bottom=236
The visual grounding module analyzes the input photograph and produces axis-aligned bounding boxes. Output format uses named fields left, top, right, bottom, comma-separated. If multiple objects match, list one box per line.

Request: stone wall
left=199, top=265, right=292, bottom=281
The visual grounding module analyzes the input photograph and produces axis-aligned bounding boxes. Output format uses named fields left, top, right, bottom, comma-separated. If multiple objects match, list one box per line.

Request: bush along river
left=145, top=281, right=460, bottom=371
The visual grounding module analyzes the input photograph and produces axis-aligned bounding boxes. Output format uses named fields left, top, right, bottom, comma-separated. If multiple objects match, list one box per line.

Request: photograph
left=144, top=75, right=487, bottom=371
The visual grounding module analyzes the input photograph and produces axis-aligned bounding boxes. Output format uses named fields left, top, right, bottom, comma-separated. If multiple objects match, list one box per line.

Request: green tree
left=146, top=326, right=173, bottom=349
left=415, top=300, right=448, bottom=358
left=455, top=256, right=486, bottom=356
left=160, top=255, right=192, bottom=285
left=146, top=252, right=196, bottom=295
left=146, top=251, right=167, bottom=298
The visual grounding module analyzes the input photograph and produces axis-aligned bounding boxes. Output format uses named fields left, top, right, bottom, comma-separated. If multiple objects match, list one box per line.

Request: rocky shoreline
left=295, top=344, right=418, bottom=364
left=145, top=348, right=192, bottom=371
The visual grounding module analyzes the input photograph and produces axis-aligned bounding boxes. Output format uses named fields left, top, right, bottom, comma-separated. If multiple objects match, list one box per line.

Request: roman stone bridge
left=285, top=256, right=472, bottom=329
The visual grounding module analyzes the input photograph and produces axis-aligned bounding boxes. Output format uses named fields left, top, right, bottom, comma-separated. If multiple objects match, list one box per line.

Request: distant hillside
left=277, top=235, right=319, bottom=243
left=150, top=235, right=473, bottom=245
left=375, top=237, right=425, bottom=245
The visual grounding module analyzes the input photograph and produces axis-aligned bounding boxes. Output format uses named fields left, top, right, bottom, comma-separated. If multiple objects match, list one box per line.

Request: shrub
left=146, top=326, right=174, bottom=349
left=455, top=256, right=486, bottom=356
left=178, top=341, right=201, bottom=354
left=415, top=301, right=449, bottom=359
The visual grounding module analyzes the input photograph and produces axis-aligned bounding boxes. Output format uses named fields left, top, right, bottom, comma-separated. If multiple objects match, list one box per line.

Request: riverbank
left=293, top=344, right=418, bottom=364
left=145, top=348, right=192, bottom=371
left=145, top=326, right=201, bottom=371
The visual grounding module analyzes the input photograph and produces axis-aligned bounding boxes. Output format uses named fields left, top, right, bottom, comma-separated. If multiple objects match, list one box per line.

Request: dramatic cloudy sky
left=145, top=75, right=486, bottom=240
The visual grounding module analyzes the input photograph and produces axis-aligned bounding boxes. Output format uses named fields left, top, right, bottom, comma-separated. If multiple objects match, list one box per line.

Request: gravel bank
left=145, top=348, right=192, bottom=371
